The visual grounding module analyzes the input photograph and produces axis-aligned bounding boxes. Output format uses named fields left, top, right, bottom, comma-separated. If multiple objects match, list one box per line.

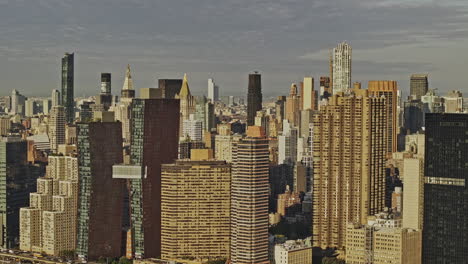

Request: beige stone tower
left=312, top=89, right=387, bottom=249
left=161, top=149, right=231, bottom=262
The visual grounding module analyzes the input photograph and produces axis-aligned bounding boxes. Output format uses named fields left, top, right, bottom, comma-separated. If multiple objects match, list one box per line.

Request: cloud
left=0, top=0, right=468, bottom=96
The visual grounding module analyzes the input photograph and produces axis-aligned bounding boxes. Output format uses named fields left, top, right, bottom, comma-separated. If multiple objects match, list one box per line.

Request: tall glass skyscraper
left=129, top=99, right=180, bottom=259
left=247, top=72, right=262, bottom=126
left=61, top=53, right=74, bottom=123
left=423, top=113, right=468, bottom=263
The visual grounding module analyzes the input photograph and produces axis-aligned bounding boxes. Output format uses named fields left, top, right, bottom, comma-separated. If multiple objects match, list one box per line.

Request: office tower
left=368, top=80, right=398, bottom=153
left=121, top=65, right=135, bottom=100
left=161, top=149, right=230, bottom=261
left=299, top=109, right=314, bottom=144
left=20, top=155, right=78, bottom=255
left=48, top=106, right=66, bottom=153
left=208, top=78, right=219, bottom=102
left=278, top=120, right=298, bottom=165
left=345, top=212, right=422, bottom=264
left=11, top=89, right=26, bottom=115
left=402, top=158, right=424, bottom=230
left=275, top=96, right=286, bottom=123
left=312, top=89, right=387, bottom=249
left=332, top=42, right=352, bottom=94
left=182, top=115, right=203, bottom=141
left=274, top=240, right=312, bottom=264
left=403, top=99, right=425, bottom=134
left=76, top=121, right=125, bottom=260
left=0, top=118, right=11, bottom=136
left=178, top=139, right=205, bottom=159
left=423, top=113, right=468, bottom=263
left=52, top=89, right=60, bottom=107
left=319, top=76, right=331, bottom=100
left=176, top=74, right=196, bottom=135
left=215, top=124, right=237, bottom=163
left=97, top=73, right=112, bottom=111
left=61, top=53, right=74, bottom=123
left=25, top=99, right=36, bottom=117
left=285, top=83, right=301, bottom=127
left=421, top=89, right=444, bottom=113
left=194, top=96, right=216, bottom=133
left=231, top=126, right=269, bottom=264
left=302, top=77, right=316, bottom=110
left=410, top=74, right=428, bottom=100
left=129, top=99, right=180, bottom=258
left=42, top=99, right=51, bottom=115
left=0, top=137, right=42, bottom=248
left=158, top=79, right=183, bottom=99
left=255, top=110, right=269, bottom=136
left=444, top=90, right=463, bottom=113
left=247, top=73, right=263, bottom=126
left=114, top=65, right=134, bottom=143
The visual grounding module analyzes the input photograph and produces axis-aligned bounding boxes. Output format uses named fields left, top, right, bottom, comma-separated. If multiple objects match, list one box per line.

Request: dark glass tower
left=76, top=121, right=125, bottom=260
left=129, top=99, right=180, bottom=258
left=61, top=53, right=74, bottom=123
left=158, top=79, right=183, bottom=99
left=98, top=73, right=112, bottom=110
left=423, top=113, right=468, bottom=263
left=0, top=137, right=42, bottom=248
left=247, top=72, right=262, bottom=126
left=410, top=74, right=428, bottom=100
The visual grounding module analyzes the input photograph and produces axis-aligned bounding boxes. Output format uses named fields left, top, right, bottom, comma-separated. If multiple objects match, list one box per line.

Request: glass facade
left=0, top=139, right=42, bottom=248
left=423, top=113, right=468, bottom=263
left=61, top=53, right=74, bottom=123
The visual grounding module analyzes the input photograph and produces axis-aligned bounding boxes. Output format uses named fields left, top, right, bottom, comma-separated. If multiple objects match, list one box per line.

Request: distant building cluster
left=0, top=43, right=465, bottom=264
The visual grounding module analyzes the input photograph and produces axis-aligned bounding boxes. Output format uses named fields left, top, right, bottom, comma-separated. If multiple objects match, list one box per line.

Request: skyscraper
left=114, top=65, right=135, bottom=143
left=158, top=79, right=183, bottom=99
left=302, top=77, right=316, bottom=110
left=129, top=99, right=180, bottom=259
left=121, top=64, right=135, bottom=100
left=231, top=126, right=269, bottom=264
left=51, top=89, right=60, bottom=107
left=25, top=99, right=36, bottom=117
left=368, top=80, right=398, bottom=153
left=161, top=149, right=230, bottom=261
left=61, top=53, right=74, bottom=123
left=194, top=96, right=216, bottom=134
left=208, top=78, right=219, bottom=102
left=0, top=137, right=42, bottom=248
left=247, top=72, right=262, bottom=126
left=319, top=76, right=331, bottom=100
left=48, top=106, right=66, bottom=153
left=43, top=99, right=51, bottom=115
left=97, top=73, right=112, bottom=111
left=182, top=115, right=203, bottom=141
left=285, top=83, right=301, bottom=127
left=312, top=88, right=387, bottom=249
left=423, top=113, right=468, bottom=263
left=76, top=121, right=125, bottom=261
left=332, top=42, right=352, bottom=94
left=10, top=89, right=25, bottom=115
left=410, top=74, right=428, bottom=100
left=20, top=155, right=78, bottom=255
left=176, top=74, right=196, bottom=136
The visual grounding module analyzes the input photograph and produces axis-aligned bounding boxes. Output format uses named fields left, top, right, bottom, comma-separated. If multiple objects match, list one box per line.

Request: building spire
left=178, top=73, right=191, bottom=98
left=122, top=64, right=134, bottom=91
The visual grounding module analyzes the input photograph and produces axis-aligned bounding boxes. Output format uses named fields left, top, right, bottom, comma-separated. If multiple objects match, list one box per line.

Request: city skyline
left=1, top=1, right=468, bottom=96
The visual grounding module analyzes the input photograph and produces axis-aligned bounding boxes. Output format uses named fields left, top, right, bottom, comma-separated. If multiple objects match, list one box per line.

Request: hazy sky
left=1, top=0, right=468, bottom=98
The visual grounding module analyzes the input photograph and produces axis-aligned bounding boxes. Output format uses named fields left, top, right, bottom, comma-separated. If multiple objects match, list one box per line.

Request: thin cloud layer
left=0, top=0, right=467, bottom=96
